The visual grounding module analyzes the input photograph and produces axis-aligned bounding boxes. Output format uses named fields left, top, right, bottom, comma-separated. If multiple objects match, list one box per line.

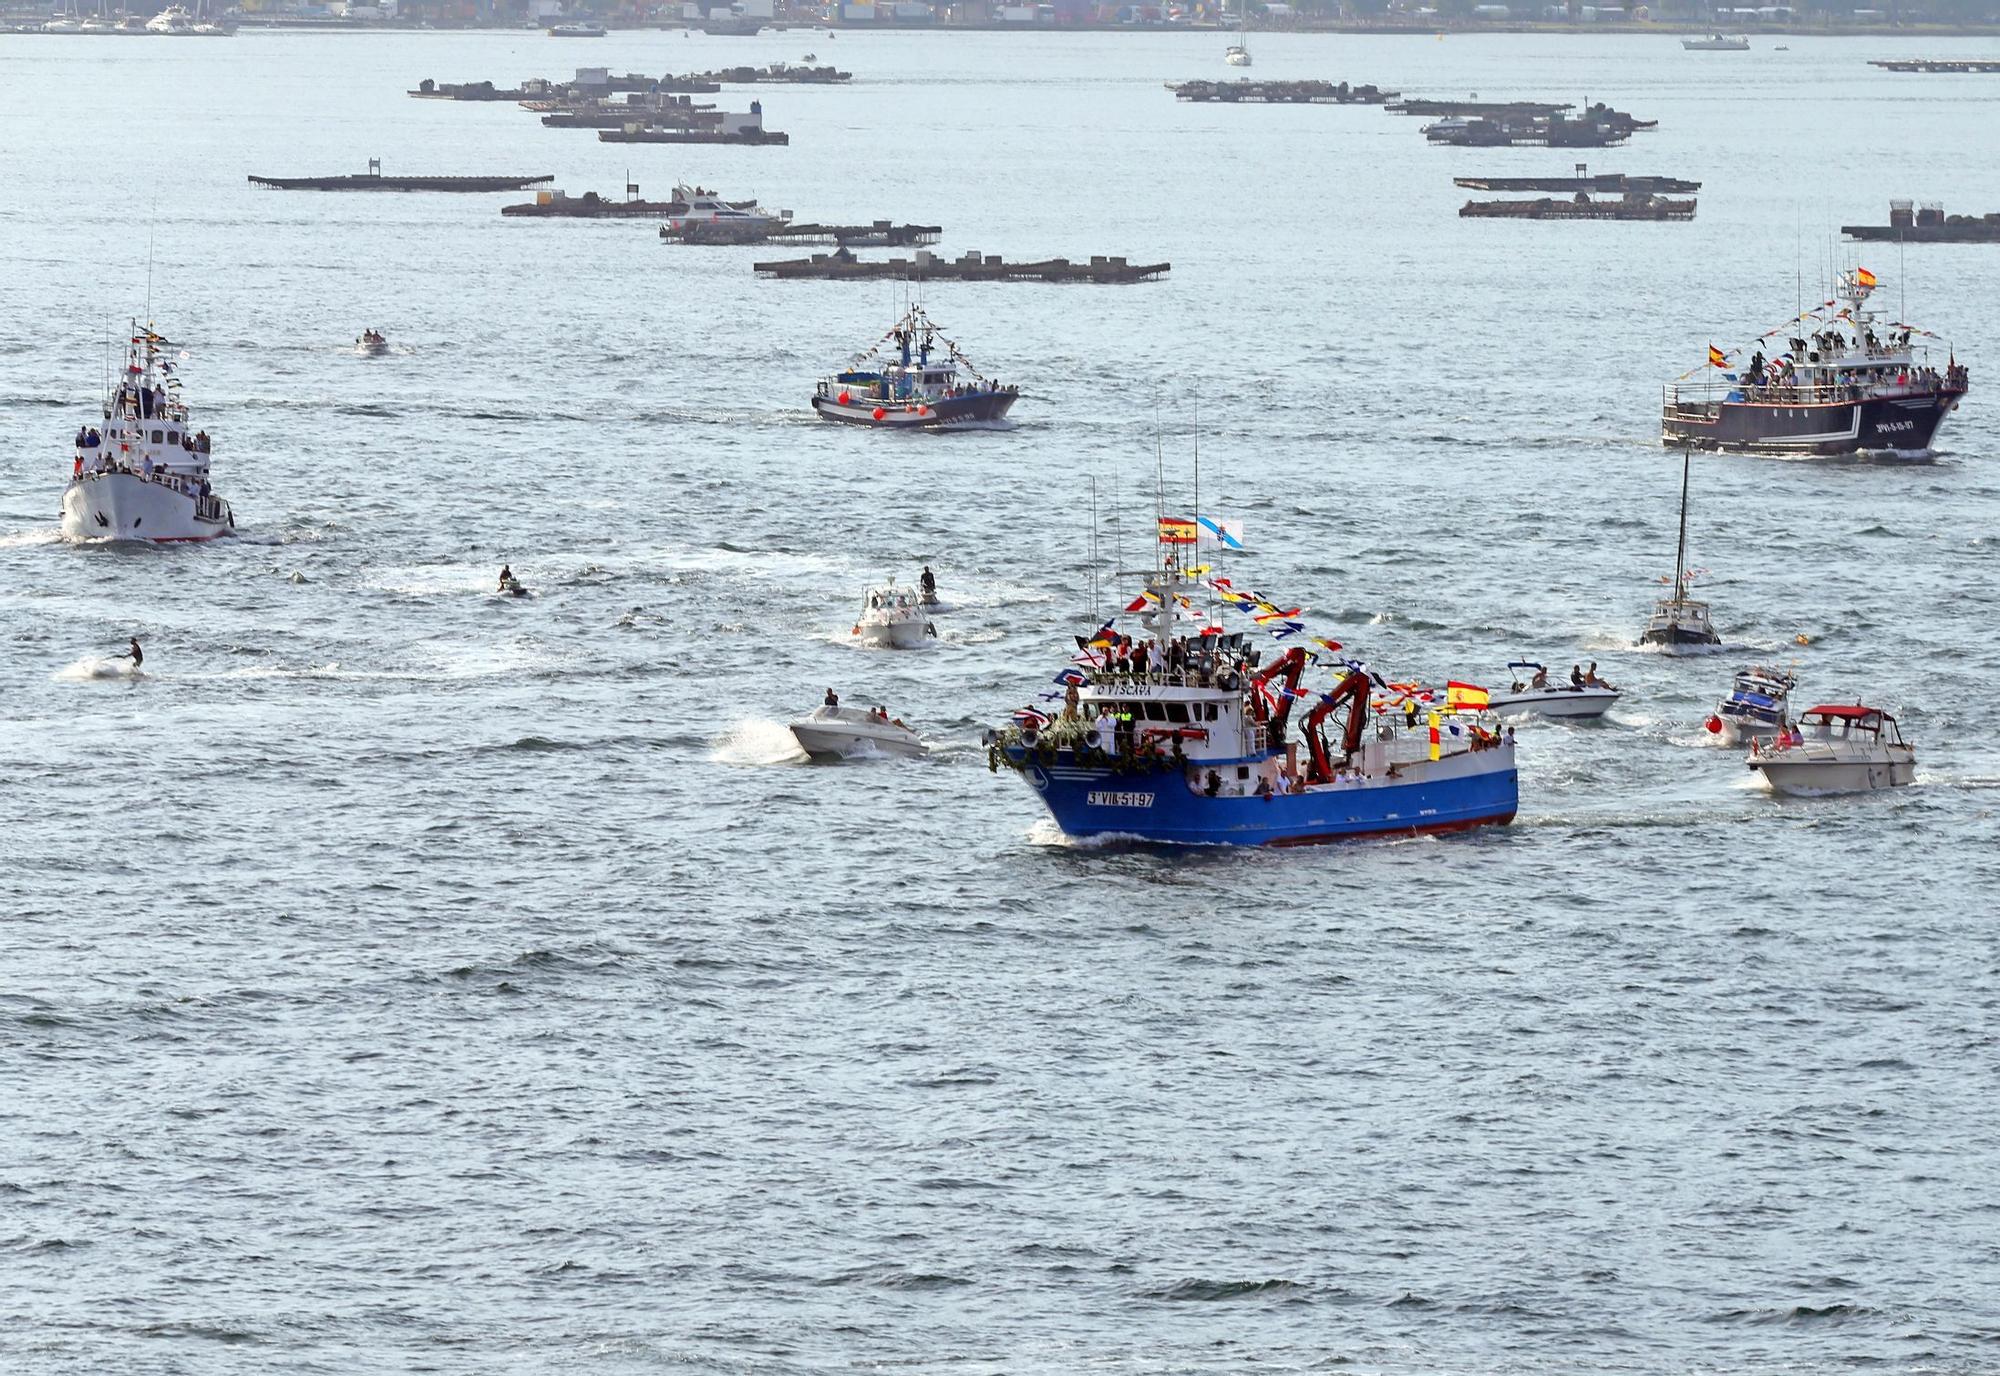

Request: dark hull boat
left=810, top=305, right=1019, bottom=430
left=1662, top=266, right=1970, bottom=456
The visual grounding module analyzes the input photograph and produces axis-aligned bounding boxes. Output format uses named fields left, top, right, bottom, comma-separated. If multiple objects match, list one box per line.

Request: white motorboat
left=1486, top=661, right=1619, bottom=719
left=1747, top=703, right=1916, bottom=796
left=144, top=4, right=191, bottom=32
left=1640, top=443, right=1721, bottom=648
left=663, top=183, right=792, bottom=235
left=850, top=582, right=934, bottom=649
left=1224, top=43, right=1251, bottom=66
left=1682, top=33, right=1749, bottom=49
left=789, top=704, right=925, bottom=761
left=62, top=323, right=234, bottom=544
left=547, top=21, right=606, bottom=36
left=355, top=329, right=389, bottom=357
left=1710, top=664, right=1796, bottom=744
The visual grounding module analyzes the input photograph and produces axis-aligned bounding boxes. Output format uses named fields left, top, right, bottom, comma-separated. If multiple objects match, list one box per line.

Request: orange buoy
left=872, top=407, right=886, bottom=420
left=837, top=390, right=851, bottom=405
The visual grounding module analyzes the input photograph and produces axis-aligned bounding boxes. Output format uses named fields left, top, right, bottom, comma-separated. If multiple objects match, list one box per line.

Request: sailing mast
left=1672, top=441, right=1693, bottom=605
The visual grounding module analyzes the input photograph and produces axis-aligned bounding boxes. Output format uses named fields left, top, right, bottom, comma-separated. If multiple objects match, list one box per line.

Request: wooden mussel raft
left=1455, top=171, right=1700, bottom=195
left=1388, top=98, right=1573, bottom=118
left=663, top=220, right=943, bottom=247
left=1460, top=191, right=1696, bottom=221
left=250, top=161, right=553, bottom=192
left=598, top=101, right=786, bottom=144
left=754, top=249, right=1170, bottom=284
left=1424, top=105, right=1652, bottom=149
left=1845, top=200, right=2000, bottom=243
left=1869, top=58, right=2000, bottom=73
left=1168, top=78, right=1396, bottom=104
left=502, top=184, right=700, bottom=217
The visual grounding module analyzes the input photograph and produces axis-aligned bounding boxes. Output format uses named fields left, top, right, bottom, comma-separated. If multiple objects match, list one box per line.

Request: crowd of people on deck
left=1733, top=345, right=1966, bottom=405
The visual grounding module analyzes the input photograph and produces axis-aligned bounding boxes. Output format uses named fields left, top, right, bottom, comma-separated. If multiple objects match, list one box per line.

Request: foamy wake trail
left=55, top=656, right=141, bottom=682
left=711, top=718, right=806, bottom=766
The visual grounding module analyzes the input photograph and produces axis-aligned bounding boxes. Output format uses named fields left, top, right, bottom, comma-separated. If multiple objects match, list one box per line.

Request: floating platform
left=1869, top=58, right=2000, bottom=73
left=1455, top=172, right=1700, bottom=193
left=753, top=248, right=1169, bottom=284
left=1390, top=98, right=1572, bottom=117
left=662, top=220, right=942, bottom=247
left=1168, top=78, right=1396, bottom=104
left=501, top=188, right=693, bottom=217
left=598, top=126, right=788, bottom=144
left=694, top=63, right=851, bottom=84
left=1844, top=200, right=2000, bottom=241
left=249, top=163, right=553, bottom=192
left=408, top=79, right=534, bottom=101
left=1460, top=193, right=1696, bottom=220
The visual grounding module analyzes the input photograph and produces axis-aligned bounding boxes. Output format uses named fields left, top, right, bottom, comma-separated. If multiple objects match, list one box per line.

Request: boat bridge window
left=151, top=430, right=164, bottom=443
left=1164, top=703, right=1189, bottom=724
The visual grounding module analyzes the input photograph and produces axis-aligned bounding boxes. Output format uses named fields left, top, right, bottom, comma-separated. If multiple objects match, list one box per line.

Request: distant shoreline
left=10, top=17, right=2000, bottom=37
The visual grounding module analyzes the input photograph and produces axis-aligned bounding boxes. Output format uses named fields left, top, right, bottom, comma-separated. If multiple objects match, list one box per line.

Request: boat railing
left=1664, top=374, right=1950, bottom=410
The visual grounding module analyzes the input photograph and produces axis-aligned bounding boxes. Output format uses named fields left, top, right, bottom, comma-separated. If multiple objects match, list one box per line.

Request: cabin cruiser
left=1641, top=443, right=1721, bottom=647
left=62, top=323, right=234, bottom=543
left=1663, top=267, right=1970, bottom=456
left=663, top=184, right=791, bottom=235
left=1486, top=661, right=1618, bottom=719
left=988, top=562, right=1516, bottom=846
left=355, top=328, right=389, bottom=356
left=547, top=21, right=606, bottom=36
left=790, top=703, right=925, bottom=761
left=1682, top=33, right=1749, bottom=49
left=851, top=582, right=935, bottom=649
left=1747, top=704, right=1915, bottom=796
left=1712, top=665, right=1796, bottom=744
left=144, top=4, right=191, bottom=32
left=812, top=305, right=1020, bottom=429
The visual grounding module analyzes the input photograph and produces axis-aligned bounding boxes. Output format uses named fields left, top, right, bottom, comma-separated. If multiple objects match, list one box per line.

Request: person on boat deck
left=919, top=565, right=936, bottom=600
left=824, top=687, right=839, bottom=708
left=1571, top=664, right=1585, bottom=688
left=1530, top=665, right=1550, bottom=689
left=120, top=637, right=143, bottom=669
left=1092, top=709, right=1115, bottom=748
left=1585, top=662, right=1611, bottom=689
left=1132, top=641, right=1151, bottom=676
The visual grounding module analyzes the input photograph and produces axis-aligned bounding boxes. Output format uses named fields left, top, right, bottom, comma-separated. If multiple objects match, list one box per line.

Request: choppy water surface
left=3, top=27, right=1999, bottom=1374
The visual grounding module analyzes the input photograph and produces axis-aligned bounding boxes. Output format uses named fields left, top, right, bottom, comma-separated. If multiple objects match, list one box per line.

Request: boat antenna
left=1673, top=438, right=1693, bottom=604
left=1088, top=473, right=1099, bottom=625
left=1111, top=458, right=1124, bottom=586
left=1153, top=407, right=1165, bottom=577
left=1191, top=398, right=1201, bottom=574
left=1794, top=203, right=1802, bottom=318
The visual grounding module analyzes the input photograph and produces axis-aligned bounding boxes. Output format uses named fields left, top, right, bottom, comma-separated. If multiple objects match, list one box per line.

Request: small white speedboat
left=1485, top=661, right=1619, bottom=719
left=789, top=705, right=925, bottom=761
left=1746, top=703, right=1916, bottom=796
left=355, top=330, right=389, bottom=357
left=851, top=582, right=934, bottom=649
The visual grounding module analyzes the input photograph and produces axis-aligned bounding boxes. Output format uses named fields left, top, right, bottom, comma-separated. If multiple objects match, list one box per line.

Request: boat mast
left=1672, top=440, right=1693, bottom=604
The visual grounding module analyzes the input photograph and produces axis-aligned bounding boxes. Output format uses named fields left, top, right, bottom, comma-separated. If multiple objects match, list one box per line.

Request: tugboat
left=986, top=553, right=1517, bottom=846
left=1640, top=443, right=1720, bottom=648
left=811, top=306, right=1019, bottom=429
left=1709, top=665, right=1797, bottom=745
left=1662, top=267, right=1970, bottom=455
left=62, top=323, right=234, bottom=543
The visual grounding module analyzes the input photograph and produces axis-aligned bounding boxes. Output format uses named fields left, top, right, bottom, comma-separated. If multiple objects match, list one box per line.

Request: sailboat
left=1225, top=0, right=1251, bottom=66
left=1639, top=442, right=1720, bottom=648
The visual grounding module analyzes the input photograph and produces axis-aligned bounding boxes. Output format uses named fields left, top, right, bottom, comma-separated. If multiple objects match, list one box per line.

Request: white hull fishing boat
left=851, top=583, right=934, bottom=649
left=1711, top=665, right=1796, bottom=744
left=1682, top=33, right=1750, bottom=49
left=1747, top=704, right=1915, bottom=796
left=789, top=705, right=925, bottom=761
left=1487, top=663, right=1618, bottom=719
left=62, top=323, right=234, bottom=544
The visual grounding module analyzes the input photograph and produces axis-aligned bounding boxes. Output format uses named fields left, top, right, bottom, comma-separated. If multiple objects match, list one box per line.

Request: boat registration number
left=1088, top=791, right=1155, bottom=808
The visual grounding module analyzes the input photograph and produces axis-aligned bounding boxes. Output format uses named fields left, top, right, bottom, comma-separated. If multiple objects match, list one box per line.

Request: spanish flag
left=1856, top=266, right=1878, bottom=288
left=1156, top=516, right=1198, bottom=545
left=1707, top=345, right=1729, bottom=369
left=1446, top=680, right=1490, bottom=712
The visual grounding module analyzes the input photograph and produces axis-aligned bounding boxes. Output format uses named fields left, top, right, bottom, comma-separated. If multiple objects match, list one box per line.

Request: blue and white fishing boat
left=811, top=305, right=1019, bottom=429
left=1710, top=665, right=1797, bottom=744
left=986, top=550, right=1517, bottom=847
